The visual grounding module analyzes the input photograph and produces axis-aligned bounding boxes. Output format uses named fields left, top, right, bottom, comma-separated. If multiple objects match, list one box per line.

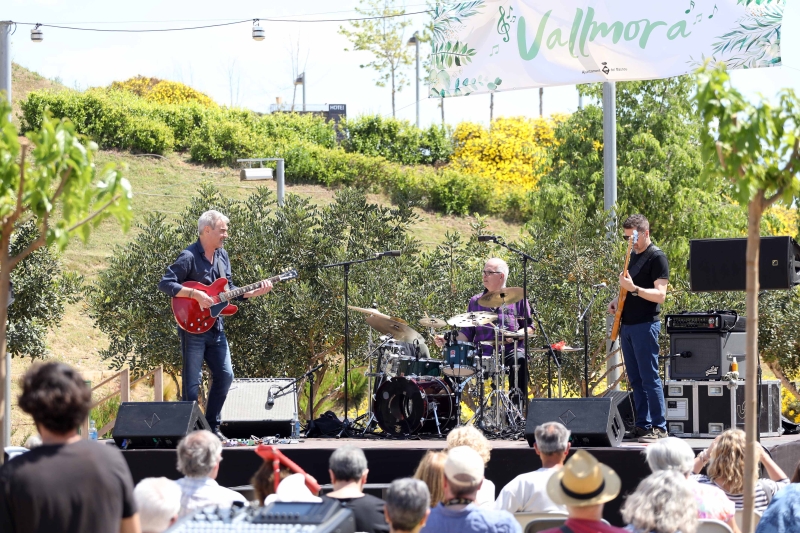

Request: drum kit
left=349, top=287, right=541, bottom=438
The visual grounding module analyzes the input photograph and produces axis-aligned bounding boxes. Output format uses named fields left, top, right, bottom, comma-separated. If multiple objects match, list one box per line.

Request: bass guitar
left=171, top=269, right=298, bottom=334
left=610, top=230, right=638, bottom=342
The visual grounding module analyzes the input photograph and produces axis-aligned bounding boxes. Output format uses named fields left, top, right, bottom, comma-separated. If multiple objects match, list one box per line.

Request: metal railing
left=80, top=366, right=163, bottom=440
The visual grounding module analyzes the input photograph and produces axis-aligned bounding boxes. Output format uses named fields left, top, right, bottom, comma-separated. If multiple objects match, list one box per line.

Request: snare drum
left=397, top=358, right=442, bottom=377
left=442, top=341, right=478, bottom=377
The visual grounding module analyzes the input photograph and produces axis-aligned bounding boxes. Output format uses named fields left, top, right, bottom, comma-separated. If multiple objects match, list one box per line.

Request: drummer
left=435, top=257, right=534, bottom=404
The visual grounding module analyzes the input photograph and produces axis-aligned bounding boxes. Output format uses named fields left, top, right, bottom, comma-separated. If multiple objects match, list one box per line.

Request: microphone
left=477, top=235, right=497, bottom=242
left=592, top=282, right=607, bottom=289
left=378, top=250, right=402, bottom=257
left=266, top=387, right=275, bottom=407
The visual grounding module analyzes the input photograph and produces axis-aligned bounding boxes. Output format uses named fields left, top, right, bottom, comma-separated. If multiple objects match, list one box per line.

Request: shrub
left=189, top=119, right=256, bottom=165
left=124, top=115, right=175, bottom=154
left=342, top=115, right=452, bottom=165
left=111, top=76, right=217, bottom=107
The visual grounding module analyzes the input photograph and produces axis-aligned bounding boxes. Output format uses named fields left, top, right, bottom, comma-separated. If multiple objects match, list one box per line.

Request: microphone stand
left=489, top=237, right=539, bottom=410
left=271, top=364, right=325, bottom=424
left=321, top=253, right=393, bottom=433
left=578, top=285, right=605, bottom=397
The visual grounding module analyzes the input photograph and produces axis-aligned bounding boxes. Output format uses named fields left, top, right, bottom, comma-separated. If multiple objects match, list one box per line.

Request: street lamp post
left=294, top=73, right=306, bottom=112
left=407, top=32, right=419, bottom=128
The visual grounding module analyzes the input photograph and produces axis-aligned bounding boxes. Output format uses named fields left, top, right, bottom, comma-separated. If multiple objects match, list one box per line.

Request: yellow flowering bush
left=782, top=388, right=800, bottom=423
left=763, top=204, right=799, bottom=237
left=449, top=115, right=566, bottom=192
left=111, top=76, right=217, bottom=107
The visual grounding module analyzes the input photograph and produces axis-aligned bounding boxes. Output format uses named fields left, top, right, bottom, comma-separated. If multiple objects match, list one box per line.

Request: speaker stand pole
left=578, top=285, right=605, bottom=397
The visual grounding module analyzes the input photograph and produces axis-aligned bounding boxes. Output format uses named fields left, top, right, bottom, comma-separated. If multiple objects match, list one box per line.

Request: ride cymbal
left=348, top=305, right=389, bottom=317
left=477, top=287, right=524, bottom=308
left=447, top=311, right=497, bottom=328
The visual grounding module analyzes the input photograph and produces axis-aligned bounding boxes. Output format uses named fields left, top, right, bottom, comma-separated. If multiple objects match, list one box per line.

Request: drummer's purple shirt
left=461, top=289, right=533, bottom=356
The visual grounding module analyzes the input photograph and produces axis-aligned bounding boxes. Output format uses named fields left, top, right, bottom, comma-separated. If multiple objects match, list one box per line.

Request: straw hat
left=546, top=450, right=621, bottom=507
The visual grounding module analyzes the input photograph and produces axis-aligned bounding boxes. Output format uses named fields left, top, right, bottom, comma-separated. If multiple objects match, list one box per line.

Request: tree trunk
left=539, top=87, right=544, bottom=117
left=441, top=98, right=445, bottom=126
left=391, top=68, right=396, bottom=118
left=742, top=194, right=764, bottom=533
left=490, top=93, right=494, bottom=124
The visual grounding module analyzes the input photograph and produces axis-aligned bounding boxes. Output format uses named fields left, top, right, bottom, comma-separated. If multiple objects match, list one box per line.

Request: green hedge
left=20, top=89, right=531, bottom=221
left=341, top=115, right=452, bottom=165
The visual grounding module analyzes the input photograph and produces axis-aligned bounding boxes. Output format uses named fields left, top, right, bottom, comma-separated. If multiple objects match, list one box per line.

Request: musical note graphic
left=685, top=0, right=695, bottom=14
left=694, top=13, right=703, bottom=24
left=708, top=4, right=718, bottom=18
left=490, top=44, right=500, bottom=57
left=497, top=6, right=512, bottom=43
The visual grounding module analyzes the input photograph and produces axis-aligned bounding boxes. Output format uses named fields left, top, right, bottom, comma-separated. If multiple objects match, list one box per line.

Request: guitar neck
left=219, top=274, right=281, bottom=302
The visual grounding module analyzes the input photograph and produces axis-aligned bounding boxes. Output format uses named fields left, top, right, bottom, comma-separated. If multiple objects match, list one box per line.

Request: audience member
left=134, top=477, right=182, bottom=533
left=0, top=362, right=140, bottom=533
left=420, top=446, right=520, bottom=533
left=266, top=473, right=322, bottom=505
left=755, top=483, right=800, bottom=533
left=251, top=464, right=292, bottom=505
left=791, top=459, right=800, bottom=484
left=175, top=430, right=246, bottom=516
left=621, top=471, right=698, bottom=533
left=645, top=437, right=738, bottom=531
left=692, top=429, right=788, bottom=512
left=540, top=449, right=626, bottom=533
left=384, top=478, right=431, bottom=533
left=413, top=451, right=447, bottom=507
left=23, top=434, right=42, bottom=450
left=445, top=425, right=496, bottom=507
left=325, top=445, right=389, bottom=533
left=495, top=421, right=570, bottom=514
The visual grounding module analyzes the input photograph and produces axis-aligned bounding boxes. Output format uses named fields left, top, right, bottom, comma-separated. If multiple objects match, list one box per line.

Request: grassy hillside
left=8, top=64, right=525, bottom=444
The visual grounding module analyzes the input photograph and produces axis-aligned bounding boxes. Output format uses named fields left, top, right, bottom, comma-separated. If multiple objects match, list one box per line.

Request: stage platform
left=120, top=434, right=800, bottom=526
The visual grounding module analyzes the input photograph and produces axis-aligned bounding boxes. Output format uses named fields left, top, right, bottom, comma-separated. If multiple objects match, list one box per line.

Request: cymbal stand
left=359, top=336, right=393, bottom=435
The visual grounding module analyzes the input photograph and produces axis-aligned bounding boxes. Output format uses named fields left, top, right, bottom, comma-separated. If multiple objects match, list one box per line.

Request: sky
left=5, top=0, right=800, bottom=128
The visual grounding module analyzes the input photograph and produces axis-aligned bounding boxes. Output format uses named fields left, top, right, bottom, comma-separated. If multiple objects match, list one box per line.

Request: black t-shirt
left=0, top=440, right=137, bottom=533
left=621, top=243, right=669, bottom=325
left=323, top=493, right=389, bottom=533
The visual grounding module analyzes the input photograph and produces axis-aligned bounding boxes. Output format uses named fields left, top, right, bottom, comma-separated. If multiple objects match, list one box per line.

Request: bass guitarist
left=607, top=214, right=669, bottom=443
left=158, top=210, right=272, bottom=439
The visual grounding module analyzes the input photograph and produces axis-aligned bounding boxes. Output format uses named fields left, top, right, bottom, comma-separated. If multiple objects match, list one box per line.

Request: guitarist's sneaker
left=623, top=426, right=649, bottom=441
left=638, top=427, right=668, bottom=443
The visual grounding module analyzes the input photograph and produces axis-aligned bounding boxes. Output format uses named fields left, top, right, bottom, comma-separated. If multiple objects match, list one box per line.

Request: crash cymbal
left=348, top=305, right=389, bottom=317
left=447, top=311, right=497, bottom=328
left=419, top=317, right=448, bottom=329
left=390, top=316, right=408, bottom=325
left=365, top=314, right=423, bottom=343
left=530, top=346, right=584, bottom=352
left=477, top=287, right=524, bottom=308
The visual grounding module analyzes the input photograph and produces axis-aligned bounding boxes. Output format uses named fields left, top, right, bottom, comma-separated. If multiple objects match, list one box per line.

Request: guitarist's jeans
left=180, top=328, right=233, bottom=431
left=619, top=321, right=667, bottom=431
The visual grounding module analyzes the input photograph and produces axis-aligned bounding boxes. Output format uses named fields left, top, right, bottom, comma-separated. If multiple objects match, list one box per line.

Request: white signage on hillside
left=429, top=0, right=784, bottom=97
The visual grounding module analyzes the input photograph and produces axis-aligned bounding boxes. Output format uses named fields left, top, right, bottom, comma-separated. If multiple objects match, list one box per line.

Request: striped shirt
left=691, top=474, right=789, bottom=513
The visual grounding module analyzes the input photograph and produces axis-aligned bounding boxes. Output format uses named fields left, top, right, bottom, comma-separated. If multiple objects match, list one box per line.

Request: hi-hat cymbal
left=419, top=317, right=448, bottom=329
left=447, top=311, right=497, bottom=328
left=348, top=305, right=389, bottom=317
left=366, top=314, right=423, bottom=343
left=477, top=287, right=524, bottom=308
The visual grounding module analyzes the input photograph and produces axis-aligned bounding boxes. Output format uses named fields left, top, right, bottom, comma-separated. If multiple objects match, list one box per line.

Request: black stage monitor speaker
left=113, top=401, right=209, bottom=449
left=689, top=236, right=800, bottom=291
left=526, top=397, right=624, bottom=448
left=669, top=331, right=747, bottom=380
left=220, top=378, right=298, bottom=438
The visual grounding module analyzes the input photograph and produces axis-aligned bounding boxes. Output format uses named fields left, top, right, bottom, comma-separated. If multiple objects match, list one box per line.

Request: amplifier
left=665, top=311, right=745, bottom=333
left=220, top=378, right=298, bottom=439
left=663, top=380, right=781, bottom=438
left=668, top=331, right=746, bottom=380
left=167, top=499, right=355, bottom=533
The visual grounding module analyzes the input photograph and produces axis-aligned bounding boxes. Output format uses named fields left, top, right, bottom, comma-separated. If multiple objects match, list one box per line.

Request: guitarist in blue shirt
left=607, top=214, right=669, bottom=444
left=159, top=210, right=272, bottom=439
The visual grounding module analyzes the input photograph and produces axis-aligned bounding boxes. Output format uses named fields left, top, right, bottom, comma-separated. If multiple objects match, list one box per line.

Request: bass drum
left=375, top=376, right=456, bottom=436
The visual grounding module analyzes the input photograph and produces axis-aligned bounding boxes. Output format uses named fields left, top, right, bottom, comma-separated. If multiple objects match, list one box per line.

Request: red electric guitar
left=171, top=269, right=298, bottom=334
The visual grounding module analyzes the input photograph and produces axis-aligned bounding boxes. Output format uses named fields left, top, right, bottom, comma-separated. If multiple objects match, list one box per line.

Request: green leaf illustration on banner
left=432, top=41, right=477, bottom=69
left=689, top=0, right=784, bottom=70
left=431, top=1, right=485, bottom=43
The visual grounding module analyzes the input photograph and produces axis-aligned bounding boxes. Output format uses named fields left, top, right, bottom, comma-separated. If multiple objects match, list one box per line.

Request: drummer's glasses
left=482, top=270, right=502, bottom=276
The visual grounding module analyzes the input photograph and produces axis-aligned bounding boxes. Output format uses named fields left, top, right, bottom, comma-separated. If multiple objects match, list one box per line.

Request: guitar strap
left=214, top=254, right=229, bottom=290
left=627, top=244, right=662, bottom=280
